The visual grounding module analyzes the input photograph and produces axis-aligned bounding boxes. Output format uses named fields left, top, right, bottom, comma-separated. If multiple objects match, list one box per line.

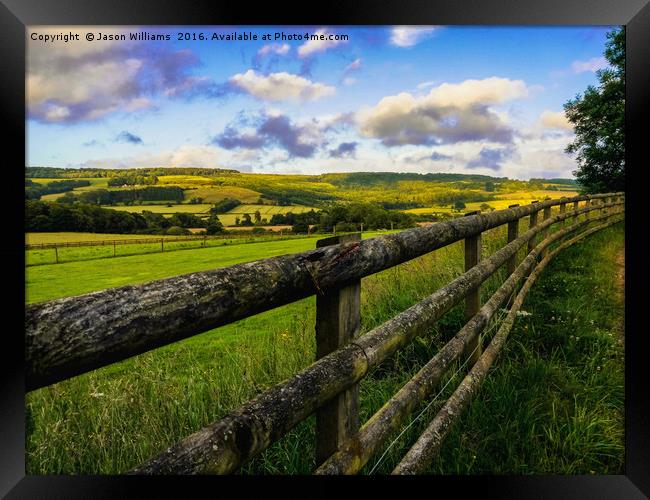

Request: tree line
left=25, top=180, right=91, bottom=200
left=56, top=186, right=185, bottom=205
left=26, top=200, right=225, bottom=235
left=268, top=203, right=416, bottom=233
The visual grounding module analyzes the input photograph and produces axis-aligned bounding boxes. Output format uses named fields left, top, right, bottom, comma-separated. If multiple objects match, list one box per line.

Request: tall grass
left=25, top=222, right=624, bottom=475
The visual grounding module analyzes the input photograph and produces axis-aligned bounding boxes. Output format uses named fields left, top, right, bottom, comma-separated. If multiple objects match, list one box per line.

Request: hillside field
left=101, top=202, right=316, bottom=226
left=27, top=169, right=581, bottom=219
left=104, top=204, right=214, bottom=215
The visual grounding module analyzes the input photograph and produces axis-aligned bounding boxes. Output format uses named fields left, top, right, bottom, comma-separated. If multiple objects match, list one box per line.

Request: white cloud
left=426, top=77, right=530, bottom=107
left=43, top=104, right=71, bottom=122
left=390, top=26, right=438, bottom=47
left=571, top=56, right=608, bottom=74
left=345, top=58, right=362, bottom=72
left=80, top=145, right=225, bottom=169
left=229, top=70, right=335, bottom=102
left=27, top=57, right=149, bottom=122
left=27, top=27, right=218, bottom=123
left=538, top=110, right=573, bottom=131
left=257, top=43, right=290, bottom=57
left=343, top=77, right=357, bottom=86
left=357, top=77, right=530, bottom=146
left=298, top=29, right=347, bottom=57
left=417, top=80, right=438, bottom=90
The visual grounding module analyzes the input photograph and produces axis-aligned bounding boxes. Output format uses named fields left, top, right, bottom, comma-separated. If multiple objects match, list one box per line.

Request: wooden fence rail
left=24, top=192, right=625, bottom=475
left=24, top=232, right=295, bottom=251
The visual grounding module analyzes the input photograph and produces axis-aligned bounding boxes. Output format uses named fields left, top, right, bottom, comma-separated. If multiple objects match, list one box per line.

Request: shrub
left=166, top=226, right=189, bottom=236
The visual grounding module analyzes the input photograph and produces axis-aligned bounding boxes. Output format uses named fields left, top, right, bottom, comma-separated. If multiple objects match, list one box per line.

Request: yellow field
left=156, top=175, right=216, bottom=186
left=217, top=204, right=316, bottom=226
left=104, top=204, right=214, bottom=215
left=404, top=189, right=579, bottom=215
left=182, top=186, right=262, bottom=204
left=227, top=204, right=314, bottom=215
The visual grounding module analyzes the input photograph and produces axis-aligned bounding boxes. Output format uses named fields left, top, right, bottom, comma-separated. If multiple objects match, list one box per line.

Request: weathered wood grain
left=315, top=234, right=361, bottom=465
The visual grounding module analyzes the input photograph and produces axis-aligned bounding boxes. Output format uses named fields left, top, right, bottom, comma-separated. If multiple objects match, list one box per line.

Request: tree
left=254, top=210, right=261, bottom=224
left=292, top=221, right=309, bottom=234
left=169, top=212, right=207, bottom=228
left=453, top=200, right=466, bottom=211
left=240, top=213, right=253, bottom=226
left=564, top=27, right=624, bottom=193
left=206, top=216, right=224, bottom=235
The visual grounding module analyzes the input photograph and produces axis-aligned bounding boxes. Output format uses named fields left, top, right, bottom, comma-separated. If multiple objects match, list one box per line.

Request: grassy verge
left=25, top=221, right=624, bottom=475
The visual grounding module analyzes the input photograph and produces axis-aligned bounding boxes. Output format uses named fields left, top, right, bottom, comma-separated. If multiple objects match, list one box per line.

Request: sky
left=26, top=25, right=616, bottom=180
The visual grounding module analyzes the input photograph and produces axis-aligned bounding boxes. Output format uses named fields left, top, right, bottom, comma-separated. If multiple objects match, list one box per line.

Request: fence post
left=54, top=246, right=59, bottom=264
left=540, top=205, right=552, bottom=258
left=527, top=201, right=539, bottom=254
left=161, top=239, right=164, bottom=253
left=573, top=200, right=579, bottom=223
left=559, top=198, right=567, bottom=227
left=506, top=204, right=519, bottom=277
left=113, top=240, right=116, bottom=258
left=314, top=233, right=361, bottom=465
left=463, top=211, right=482, bottom=366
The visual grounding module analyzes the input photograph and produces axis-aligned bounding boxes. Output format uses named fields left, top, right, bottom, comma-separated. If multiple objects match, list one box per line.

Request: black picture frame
left=2, top=0, right=648, bottom=497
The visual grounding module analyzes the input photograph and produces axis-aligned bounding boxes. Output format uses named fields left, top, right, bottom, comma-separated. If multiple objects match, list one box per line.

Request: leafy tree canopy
left=564, top=27, right=625, bottom=193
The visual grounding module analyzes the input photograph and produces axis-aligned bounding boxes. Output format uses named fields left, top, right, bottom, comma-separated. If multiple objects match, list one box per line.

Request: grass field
left=25, top=233, right=322, bottom=267
left=25, top=220, right=624, bottom=474
left=26, top=232, right=186, bottom=244
left=25, top=230, right=394, bottom=301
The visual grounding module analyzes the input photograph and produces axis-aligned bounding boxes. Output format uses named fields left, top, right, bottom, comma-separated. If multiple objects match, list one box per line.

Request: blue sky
left=27, top=25, right=616, bottom=179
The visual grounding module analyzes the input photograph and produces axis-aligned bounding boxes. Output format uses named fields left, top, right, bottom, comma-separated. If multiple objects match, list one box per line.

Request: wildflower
left=90, top=392, right=105, bottom=398
left=516, top=310, right=532, bottom=317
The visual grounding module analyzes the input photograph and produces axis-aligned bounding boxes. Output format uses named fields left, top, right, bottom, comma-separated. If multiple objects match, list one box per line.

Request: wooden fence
left=25, top=231, right=307, bottom=264
left=24, top=192, right=625, bottom=474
